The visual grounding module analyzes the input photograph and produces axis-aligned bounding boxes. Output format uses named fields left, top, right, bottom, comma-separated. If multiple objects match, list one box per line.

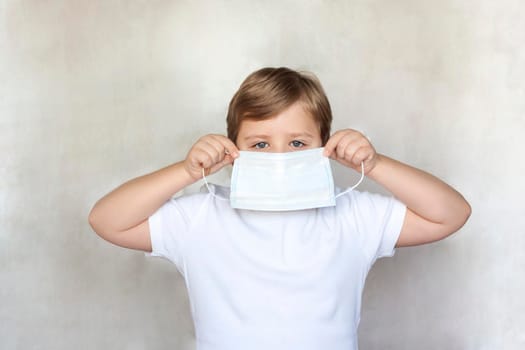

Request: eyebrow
left=288, top=132, right=314, bottom=139
left=242, top=132, right=314, bottom=141
left=242, top=134, right=271, bottom=141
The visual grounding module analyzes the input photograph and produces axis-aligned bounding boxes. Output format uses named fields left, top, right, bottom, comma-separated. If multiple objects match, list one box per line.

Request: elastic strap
left=202, top=168, right=229, bottom=200
left=335, top=161, right=365, bottom=198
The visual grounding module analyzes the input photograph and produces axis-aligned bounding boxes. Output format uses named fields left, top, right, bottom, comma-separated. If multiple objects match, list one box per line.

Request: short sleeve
left=339, top=190, right=407, bottom=265
left=146, top=193, right=206, bottom=275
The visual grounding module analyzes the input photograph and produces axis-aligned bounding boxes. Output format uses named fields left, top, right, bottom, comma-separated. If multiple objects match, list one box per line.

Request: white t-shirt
left=148, top=185, right=406, bottom=350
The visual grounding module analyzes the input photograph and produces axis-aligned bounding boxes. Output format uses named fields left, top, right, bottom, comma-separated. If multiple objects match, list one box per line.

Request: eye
left=253, top=142, right=269, bottom=149
left=290, top=140, right=305, bottom=148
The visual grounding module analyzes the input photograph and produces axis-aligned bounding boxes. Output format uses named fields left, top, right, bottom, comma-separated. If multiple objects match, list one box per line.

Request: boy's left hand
left=323, top=129, right=378, bottom=174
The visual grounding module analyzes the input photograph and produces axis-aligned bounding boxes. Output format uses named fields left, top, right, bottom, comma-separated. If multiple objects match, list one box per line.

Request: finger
left=323, top=130, right=347, bottom=157
left=213, top=135, right=239, bottom=159
left=351, top=146, right=371, bottom=167
left=197, top=135, right=234, bottom=164
left=332, top=130, right=364, bottom=160
left=325, top=129, right=365, bottom=158
left=192, top=148, right=215, bottom=170
left=203, top=138, right=226, bottom=164
left=208, top=154, right=234, bottom=174
left=336, top=133, right=361, bottom=160
left=203, top=135, right=239, bottom=163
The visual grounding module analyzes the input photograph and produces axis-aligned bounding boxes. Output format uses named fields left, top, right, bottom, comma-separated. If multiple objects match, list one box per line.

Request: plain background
left=1, top=0, right=524, bottom=349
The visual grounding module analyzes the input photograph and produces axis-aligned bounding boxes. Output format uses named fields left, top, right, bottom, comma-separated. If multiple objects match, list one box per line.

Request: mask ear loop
left=335, top=161, right=365, bottom=198
left=202, top=168, right=229, bottom=200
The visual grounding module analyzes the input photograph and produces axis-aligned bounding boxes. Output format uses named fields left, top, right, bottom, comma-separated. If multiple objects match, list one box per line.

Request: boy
left=89, top=67, right=471, bottom=350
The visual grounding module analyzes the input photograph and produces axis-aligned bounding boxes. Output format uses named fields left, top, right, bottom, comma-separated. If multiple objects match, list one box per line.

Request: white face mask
left=202, top=147, right=365, bottom=211
left=230, top=148, right=335, bottom=211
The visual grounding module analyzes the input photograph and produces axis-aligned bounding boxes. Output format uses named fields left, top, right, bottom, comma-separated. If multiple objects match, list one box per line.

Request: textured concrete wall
left=1, top=1, right=524, bottom=349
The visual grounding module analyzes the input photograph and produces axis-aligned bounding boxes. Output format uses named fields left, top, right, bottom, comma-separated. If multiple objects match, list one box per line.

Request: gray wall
left=1, top=1, right=524, bottom=349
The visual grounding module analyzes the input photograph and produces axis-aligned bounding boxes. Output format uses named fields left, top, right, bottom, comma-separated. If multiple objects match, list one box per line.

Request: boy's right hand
left=183, top=134, right=239, bottom=181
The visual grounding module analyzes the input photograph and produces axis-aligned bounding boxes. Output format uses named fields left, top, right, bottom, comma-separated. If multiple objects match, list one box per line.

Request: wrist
left=366, top=153, right=386, bottom=180
left=166, top=161, right=198, bottom=190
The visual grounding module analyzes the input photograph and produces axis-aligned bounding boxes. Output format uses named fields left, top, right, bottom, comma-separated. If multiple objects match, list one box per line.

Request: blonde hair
left=226, top=67, right=332, bottom=145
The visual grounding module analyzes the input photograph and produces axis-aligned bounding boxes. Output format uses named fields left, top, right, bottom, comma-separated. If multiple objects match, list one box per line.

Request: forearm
left=88, top=160, right=195, bottom=234
left=367, top=154, right=471, bottom=230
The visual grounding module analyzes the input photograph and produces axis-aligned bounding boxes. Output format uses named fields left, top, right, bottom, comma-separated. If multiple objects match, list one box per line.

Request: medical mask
left=202, top=147, right=364, bottom=211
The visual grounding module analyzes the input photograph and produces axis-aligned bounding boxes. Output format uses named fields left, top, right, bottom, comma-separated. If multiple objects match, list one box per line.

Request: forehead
left=238, top=102, right=320, bottom=136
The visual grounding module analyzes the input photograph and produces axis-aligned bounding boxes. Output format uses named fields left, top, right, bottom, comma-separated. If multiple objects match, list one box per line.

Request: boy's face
left=236, top=102, right=322, bottom=152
